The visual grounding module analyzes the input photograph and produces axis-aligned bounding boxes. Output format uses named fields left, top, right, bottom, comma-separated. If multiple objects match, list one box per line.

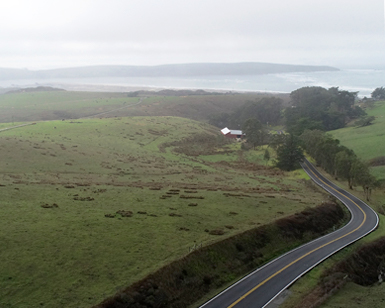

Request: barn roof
left=221, top=127, right=231, bottom=135
left=230, top=130, right=243, bottom=135
left=221, top=127, right=244, bottom=136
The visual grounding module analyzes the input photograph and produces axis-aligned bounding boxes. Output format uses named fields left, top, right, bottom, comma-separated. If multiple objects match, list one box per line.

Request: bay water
left=0, top=69, right=383, bottom=97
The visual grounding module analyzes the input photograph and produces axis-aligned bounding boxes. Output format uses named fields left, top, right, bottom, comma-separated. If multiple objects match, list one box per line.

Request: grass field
left=0, top=90, right=281, bottom=124
left=0, top=91, right=141, bottom=122
left=0, top=115, right=327, bottom=307
left=330, top=100, right=385, bottom=180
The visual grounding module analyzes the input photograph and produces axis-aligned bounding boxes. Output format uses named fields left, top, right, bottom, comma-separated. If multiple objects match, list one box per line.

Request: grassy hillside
left=330, top=100, right=385, bottom=181
left=0, top=90, right=289, bottom=124
left=0, top=91, right=139, bottom=122
left=319, top=282, right=385, bottom=308
left=0, top=116, right=326, bottom=308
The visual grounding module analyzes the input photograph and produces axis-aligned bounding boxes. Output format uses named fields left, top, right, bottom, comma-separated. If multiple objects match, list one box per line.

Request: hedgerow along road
left=200, top=159, right=379, bottom=308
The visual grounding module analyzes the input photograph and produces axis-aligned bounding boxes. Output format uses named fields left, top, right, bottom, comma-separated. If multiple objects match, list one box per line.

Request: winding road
left=200, top=159, right=379, bottom=308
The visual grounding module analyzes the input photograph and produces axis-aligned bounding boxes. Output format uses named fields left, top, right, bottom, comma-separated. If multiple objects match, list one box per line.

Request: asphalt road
left=200, top=159, right=379, bottom=308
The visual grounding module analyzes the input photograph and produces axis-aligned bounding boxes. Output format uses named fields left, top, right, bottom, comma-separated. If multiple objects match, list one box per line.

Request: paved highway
left=200, top=159, right=378, bottom=308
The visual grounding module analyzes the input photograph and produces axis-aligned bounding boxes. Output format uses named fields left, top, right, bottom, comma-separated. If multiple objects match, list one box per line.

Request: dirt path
left=81, top=97, right=144, bottom=119
left=0, top=123, right=36, bottom=132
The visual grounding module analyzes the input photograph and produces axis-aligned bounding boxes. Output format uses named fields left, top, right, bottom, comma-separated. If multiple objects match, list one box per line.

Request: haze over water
left=1, top=69, right=382, bottom=97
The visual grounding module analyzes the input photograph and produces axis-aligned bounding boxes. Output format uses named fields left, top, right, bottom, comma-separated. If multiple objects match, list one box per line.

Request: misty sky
left=1, top=0, right=384, bottom=69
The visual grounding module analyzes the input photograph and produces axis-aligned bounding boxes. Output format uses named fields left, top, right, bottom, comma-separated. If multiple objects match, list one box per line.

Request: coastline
left=0, top=69, right=382, bottom=97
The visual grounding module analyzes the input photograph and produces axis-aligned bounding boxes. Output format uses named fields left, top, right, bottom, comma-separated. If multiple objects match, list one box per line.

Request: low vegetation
left=95, top=201, right=348, bottom=308
left=284, top=234, right=385, bottom=308
left=0, top=115, right=327, bottom=307
left=1, top=88, right=380, bottom=308
left=0, top=89, right=287, bottom=124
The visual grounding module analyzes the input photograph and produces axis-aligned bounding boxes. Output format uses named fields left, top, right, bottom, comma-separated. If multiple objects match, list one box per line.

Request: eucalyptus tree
left=242, top=118, right=267, bottom=149
left=371, top=87, right=385, bottom=100
left=275, top=134, right=304, bottom=171
left=334, top=149, right=356, bottom=189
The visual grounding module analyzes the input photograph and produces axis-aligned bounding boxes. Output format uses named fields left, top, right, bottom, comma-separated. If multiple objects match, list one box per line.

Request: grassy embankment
left=281, top=100, right=385, bottom=308
left=96, top=201, right=347, bottom=308
left=0, top=93, right=327, bottom=308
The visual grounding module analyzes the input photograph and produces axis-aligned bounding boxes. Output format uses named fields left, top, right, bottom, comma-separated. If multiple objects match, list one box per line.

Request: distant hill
left=0, top=63, right=339, bottom=80
left=127, top=89, right=225, bottom=97
left=5, top=86, right=65, bottom=94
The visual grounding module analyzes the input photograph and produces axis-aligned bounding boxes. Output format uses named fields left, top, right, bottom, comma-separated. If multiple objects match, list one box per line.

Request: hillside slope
left=330, top=100, right=385, bottom=181
left=0, top=90, right=289, bottom=123
left=0, top=116, right=327, bottom=308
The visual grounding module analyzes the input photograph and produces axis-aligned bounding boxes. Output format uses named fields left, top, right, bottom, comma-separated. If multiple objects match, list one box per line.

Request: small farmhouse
left=220, top=127, right=244, bottom=139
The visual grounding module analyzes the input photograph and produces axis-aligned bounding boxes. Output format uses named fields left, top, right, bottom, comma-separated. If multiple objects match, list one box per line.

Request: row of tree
left=300, top=130, right=377, bottom=200
left=210, top=86, right=371, bottom=136
left=209, top=97, right=284, bottom=129
left=240, top=121, right=377, bottom=200
left=285, top=87, right=365, bottom=135
left=213, top=86, right=382, bottom=199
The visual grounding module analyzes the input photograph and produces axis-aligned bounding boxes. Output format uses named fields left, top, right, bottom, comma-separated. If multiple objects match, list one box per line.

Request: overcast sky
left=1, top=0, right=384, bottom=69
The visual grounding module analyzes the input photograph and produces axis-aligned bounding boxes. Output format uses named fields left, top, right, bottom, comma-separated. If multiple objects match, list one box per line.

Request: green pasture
left=0, top=91, right=140, bottom=122
left=0, top=116, right=326, bottom=308
left=330, top=101, right=385, bottom=180
left=0, top=90, right=279, bottom=124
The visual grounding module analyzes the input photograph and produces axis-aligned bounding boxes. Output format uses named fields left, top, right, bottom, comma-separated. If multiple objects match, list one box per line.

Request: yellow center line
left=227, top=161, right=367, bottom=308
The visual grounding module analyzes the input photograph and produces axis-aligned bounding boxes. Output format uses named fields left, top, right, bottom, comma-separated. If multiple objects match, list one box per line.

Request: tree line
left=259, top=129, right=377, bottom=201
left=300, top=130, right=377, bottom=200
left=209, top=86, right=382, bottom=199
left=208, top=96, right=284, bottom=129
left=209, top=86, right=371, bottom=136
left=285, top=86, right=365, bottom=135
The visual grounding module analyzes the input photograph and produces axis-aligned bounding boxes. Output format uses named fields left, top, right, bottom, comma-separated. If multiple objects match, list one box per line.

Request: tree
left=286, top=86, right=362, bottom=134
left=269, top=133, right=286, bottom=151
left=208, top=112, right=231, bottom=128
left=355, top=115, right=376, bottom=127
left=275, top=134, right=304, bottom=171
left=371, top=87, right=385, bottom=100
left=233, top=97, right=284, bottom=127
left=334, top=149, right=356, bottom=189
left=208, top=96, right=284, bottom=129
left=350, top=159, right=377, bottom=201
left=242, top=118, right=267, bottom=149
left=300, top=129, right=325, bottom=158
left=286, top=116, right=323, bottom=136
left=263, top=149, right=270, bottom=165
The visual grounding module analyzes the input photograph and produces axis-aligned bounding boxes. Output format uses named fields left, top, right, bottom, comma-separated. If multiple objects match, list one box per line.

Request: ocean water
left=1, top=69, right=384, bottom=97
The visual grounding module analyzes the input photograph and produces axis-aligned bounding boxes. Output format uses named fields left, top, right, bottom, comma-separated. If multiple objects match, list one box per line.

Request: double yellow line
left=227, top=161, right=368, bottom=308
